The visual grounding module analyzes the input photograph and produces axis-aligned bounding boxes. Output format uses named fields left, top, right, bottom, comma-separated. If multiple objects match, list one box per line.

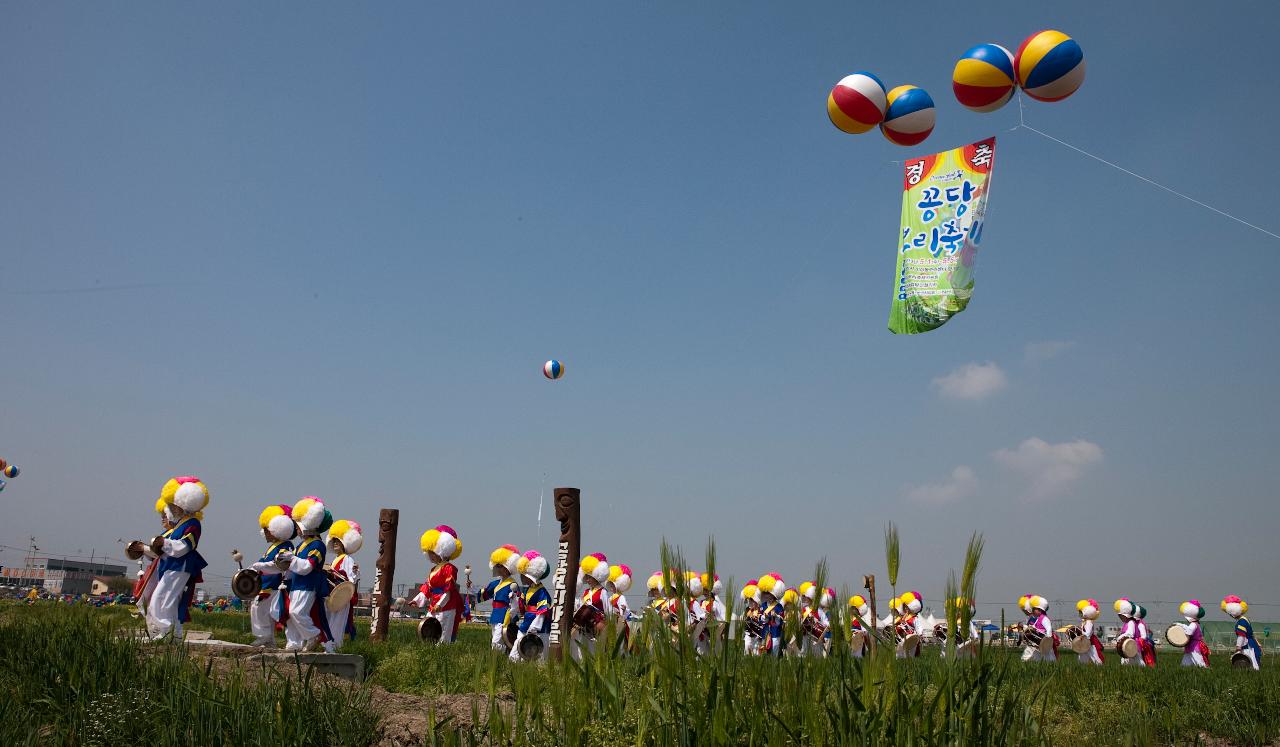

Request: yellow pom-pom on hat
left=579, top=552, right=609, bottom=583
left=1221, top=595, right=1247, bottom=617
left=901, top=591, right=922, bottom=614
left=849, top=594, right=869, bottom=615
left=292, top=497, right=332, bottom=534
left=259, top=504, right=297, bottom=541
left=1113, top=598, right=1135, bottom=617
left=686, top=571, right=704, bottom=597
left=781, top=588, right=799, bottom=608
left=328, top=519, right=363, bottom=554
left=798, top=581, right=816, bottom=601
left=154, top=497, right=168, bottom=515
left=741, top=583, right=761, bottom=604
left=757, top=573, right=785, bottom=599
left=1076, top=598, right=1100, bottom=620
left=490, top=544, right=521, bottom=575
left=609, top=564, right=633, bottom=593
left=420, top=525, right=461, bottom=561
left=161, top=476, right=209, bottom=514
left=647, top=571, right=666, bottom=593
left=700, top=572, right=722, bottom=596
left=1029, top=595, right=1048, bottom=612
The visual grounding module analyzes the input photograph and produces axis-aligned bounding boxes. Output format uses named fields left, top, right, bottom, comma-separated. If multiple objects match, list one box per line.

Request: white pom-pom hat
left=161, top=476, right=209, bottom=515
left=518, top=550, right=549, bottom=582
left=686, top=571, right=704, bottom=597
left=420, top=524, right=461, bottom=561
left=646, top=571, right=666, bottom=594
left=1179, top=600, right=1205, bottom=621
left=757, top=573, right=785, bottom=599
left=580, top=552, right=609, bottom=584
left=329, top=519, right=363, bottom=554
left=609, top=564, right=633, bottom=594
left=742, top=582, right=761, bottom=605
left=1221, top=595, right=1247, bottom=618
left=292, top=497, right=332, bottom=533
left=1113, top=598, right=1135, bottom=618
left=849, top=595, right=870, bottom=618
left=1030, top=595, right=1048, bottom=613
left=819, top=587, right=835, bottom=608
left=259, top=504, right=297, bottom=542
left=799, top=581, right=817, bottom=601
left=902, top=591, right=923, bottom=614
left=490, top=544, right=521, bottom=575
left=1076, top=599, right=1099, bottom=620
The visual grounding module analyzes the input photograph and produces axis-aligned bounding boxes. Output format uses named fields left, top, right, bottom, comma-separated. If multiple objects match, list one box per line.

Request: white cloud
left=993, top=437, right=1103, bottom=501
left=932, top=362, right=1007, bottom=401
left=905, top=465, right=978, bottom=505
left=1024, top=340, right=1076, bottom=363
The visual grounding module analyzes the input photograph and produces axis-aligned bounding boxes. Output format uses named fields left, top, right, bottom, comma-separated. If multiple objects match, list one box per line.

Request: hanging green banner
left=888, top=137, right=995, bottom=334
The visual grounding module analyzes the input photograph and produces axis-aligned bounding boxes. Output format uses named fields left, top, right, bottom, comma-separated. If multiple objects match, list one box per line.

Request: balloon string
left=1010, top=109, right=1280, bottom=241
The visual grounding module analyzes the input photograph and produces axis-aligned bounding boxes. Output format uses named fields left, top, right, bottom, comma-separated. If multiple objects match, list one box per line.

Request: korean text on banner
left=888, top=137, right=995, bottom=334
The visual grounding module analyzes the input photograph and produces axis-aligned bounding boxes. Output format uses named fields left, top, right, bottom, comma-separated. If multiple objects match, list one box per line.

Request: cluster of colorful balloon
left=827, top=72, right=935, bottom=147
left=827, top=30, right=1083, bottom=147
left=952, top=30, right=1085, bottom=113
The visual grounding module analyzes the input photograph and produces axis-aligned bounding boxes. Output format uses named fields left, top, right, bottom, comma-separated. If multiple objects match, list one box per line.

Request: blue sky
left=3, top=2, right=1277, bottom=622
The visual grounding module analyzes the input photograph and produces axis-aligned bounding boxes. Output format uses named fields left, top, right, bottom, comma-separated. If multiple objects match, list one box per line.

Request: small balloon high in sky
left=543, top=360, right=565, bottom=380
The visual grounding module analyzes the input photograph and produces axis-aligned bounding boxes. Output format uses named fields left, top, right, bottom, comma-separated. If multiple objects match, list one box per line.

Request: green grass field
left=27, top=601, right=1277, bottom=746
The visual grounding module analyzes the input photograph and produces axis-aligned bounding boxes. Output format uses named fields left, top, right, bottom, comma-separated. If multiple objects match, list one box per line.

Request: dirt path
left=178, top=644, right=515, bottom=746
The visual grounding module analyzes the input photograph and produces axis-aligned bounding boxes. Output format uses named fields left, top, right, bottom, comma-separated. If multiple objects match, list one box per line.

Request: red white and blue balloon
left=880, top=85, right=936, bottom=146
left=543, top=360, right=565, bottom=380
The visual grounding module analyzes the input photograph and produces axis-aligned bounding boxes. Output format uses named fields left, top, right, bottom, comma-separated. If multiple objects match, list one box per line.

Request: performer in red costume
left=412, top=524, right=465, bottom=643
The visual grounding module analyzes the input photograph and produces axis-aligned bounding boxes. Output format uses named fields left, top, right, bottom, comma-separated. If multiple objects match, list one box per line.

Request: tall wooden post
left=548, top=487, right=581, bottom=662
left=863, top=574, right=878, bottom=652
left=369, top=508, right=399, bottom=643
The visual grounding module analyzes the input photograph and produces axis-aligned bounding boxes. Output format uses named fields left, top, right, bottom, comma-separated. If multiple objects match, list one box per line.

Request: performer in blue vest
left=1222, top=595, right=1262, bottom=670
left=756, top=573, right=787, bottom=657
left=246, top=504, right=297, bottom=648
left=482, top=544, right=522, bottom=651
left=508, top=550, right=552, bottom=662
left=145, top=476, right=210, bottom=640
left=278, top=496, right=333, bottom=652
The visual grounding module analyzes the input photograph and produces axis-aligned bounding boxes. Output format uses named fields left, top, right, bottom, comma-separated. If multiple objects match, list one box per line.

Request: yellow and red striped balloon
left=827, top=72, right=887, bottom=134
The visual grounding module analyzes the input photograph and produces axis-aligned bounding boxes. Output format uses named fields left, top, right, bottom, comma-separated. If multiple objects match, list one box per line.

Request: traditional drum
left=418, top=616, right=443, bottom=642
left=572, top=604, right=606, bottom=636
left=848, top=630, right=867, bottom=651
left=149, top=535, right=166, bottom=557
left=326, top=581, right=356, bottom=612
left=1037, top=633, right=1055, bottom=656
left=1164, top=624, right=1190, bottom=648
left=898, top=632, right=920, bottom=654
left=933, top=623, right=948, bottom=642
left=504, top=621, right=520, bottom=646
left=518, top=631, right=544, bottom=660
left=1231, top=652, right=1252, bottom=669
left=125, top=541, right=147, bottom=561
left=231, top=569, right=262, bottom=601
left=1022, top=627, right=1045, bottom=648
left=1114, top=637, right=1139, bottom=659
left=802, top=615, right=828, bottom=641
left=1069, top=628, right=1092, bottom=655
